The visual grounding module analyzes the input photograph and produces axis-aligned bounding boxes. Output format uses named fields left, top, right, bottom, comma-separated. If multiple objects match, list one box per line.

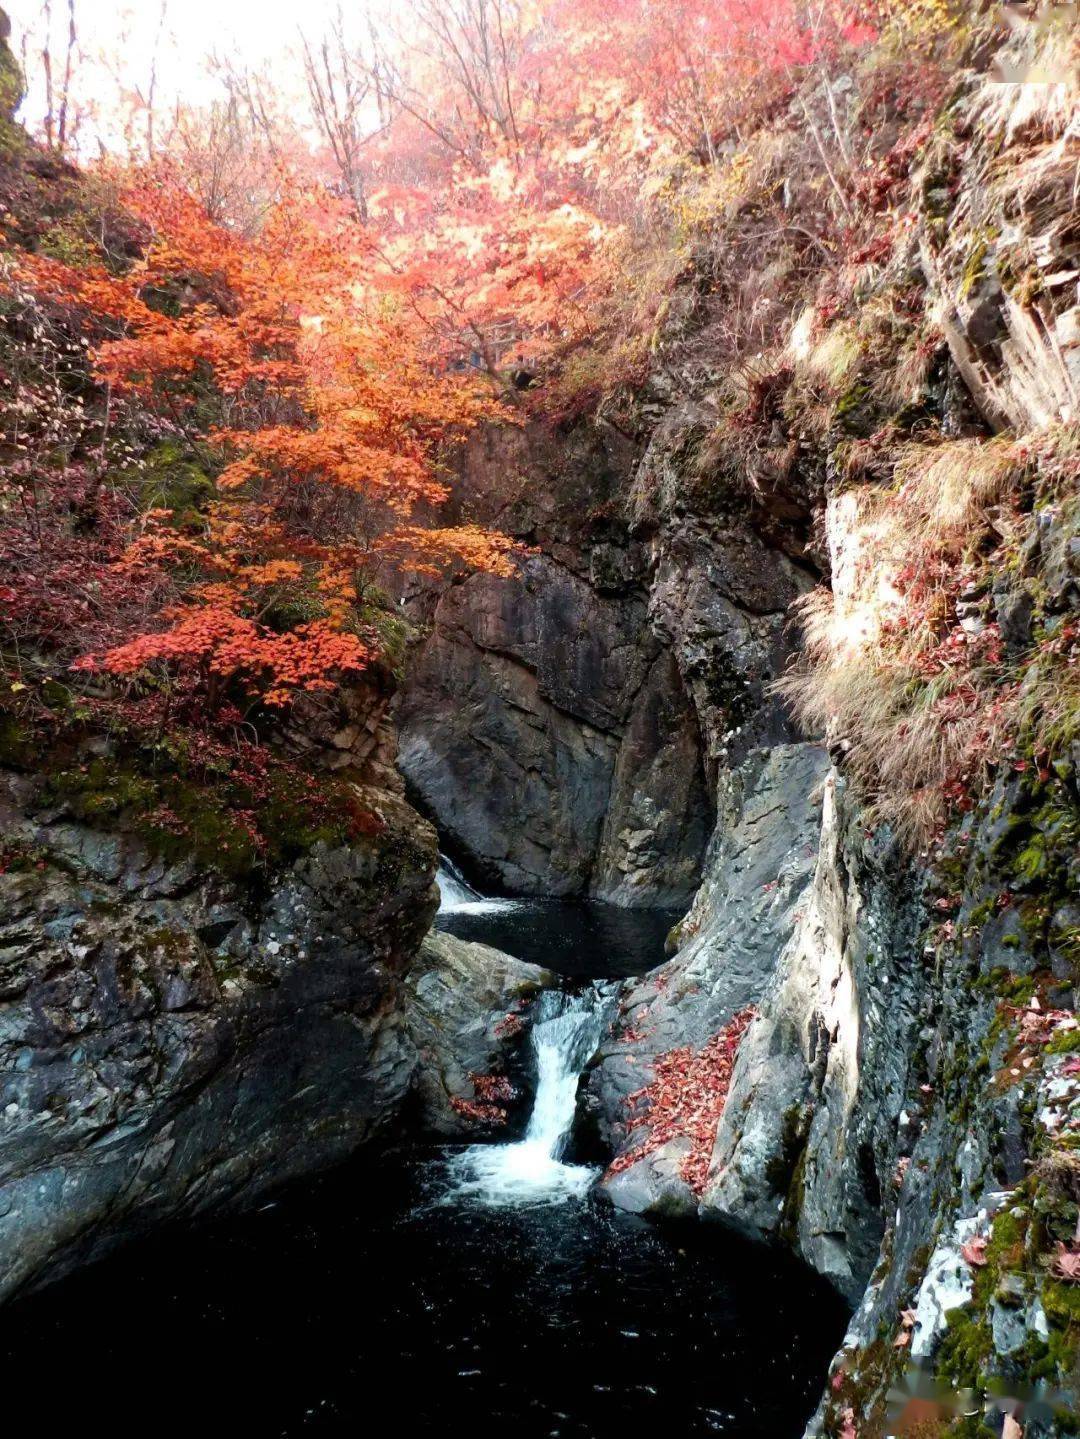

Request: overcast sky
left=6, top=1, right=380, bottom=145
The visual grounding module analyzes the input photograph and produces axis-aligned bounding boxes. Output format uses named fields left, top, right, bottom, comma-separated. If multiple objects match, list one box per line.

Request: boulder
left=405, top=929, right=556, bottom=1135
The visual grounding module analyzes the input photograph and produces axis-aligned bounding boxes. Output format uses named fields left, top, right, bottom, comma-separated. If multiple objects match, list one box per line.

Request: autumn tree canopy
left=2, top=0, right=893, bottom=733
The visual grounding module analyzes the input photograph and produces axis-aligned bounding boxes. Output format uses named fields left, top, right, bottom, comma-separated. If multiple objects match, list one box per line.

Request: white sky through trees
left=6, top=0, right=383, bottom=152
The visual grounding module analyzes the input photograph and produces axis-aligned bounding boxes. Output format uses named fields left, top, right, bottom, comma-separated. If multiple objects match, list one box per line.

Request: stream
left=0, top=862, right=848, bottom=1436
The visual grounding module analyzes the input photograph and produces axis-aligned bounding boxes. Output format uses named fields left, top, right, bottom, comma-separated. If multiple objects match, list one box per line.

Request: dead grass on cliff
left=776, top=436, right=1032, bottom=845
left=979, top=17, right=1080, bottom=146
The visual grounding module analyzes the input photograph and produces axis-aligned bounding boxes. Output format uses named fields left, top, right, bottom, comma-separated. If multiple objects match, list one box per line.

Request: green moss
left=1016, top=833, right=1051, bottom=884
left=665, top=912, right=695, bottom=954
left=1014, top=1331, right=1056, bottom=1381
left=906, top=1242, right=934, bottom=1289
left=967, top=897, right=995, bottom=929
left=947, top=1416, right=997, bottom=1439
left=937, top=1306, right=993, bottom=1389
left=3, top=705, right=380, bottom=884
left=0, top=713, right=35, bottom=767
left=353, top=586, right=413, bottom=679
left=990, top=970, right=1036, bottom=1004
left=930, top=1171, right=1080, bottom=1408
left=46, top=758, right=159, bottom=820
left=765, top=1103, right=806, bottom=1191
left=959, top=237, right=989, bottom=299
left=983, top=1206, right=1027, bottom=1270
left=0, top=32, right=25, bottom=157
left=37, top=216, right=99, bottom=271
left=933, top=1204, right=1037, bottom=1394
left=130, top=440, right=215, bottom=523
left=1043, top=1279, right=1080, bottom=1330
left=778, top=1139, right=810, bottom=1240
left=835, top=381, right=872, bottom=420
left=39, top=679, right=74, bottom=711
left=825, top=1334, right=901, bottom=1438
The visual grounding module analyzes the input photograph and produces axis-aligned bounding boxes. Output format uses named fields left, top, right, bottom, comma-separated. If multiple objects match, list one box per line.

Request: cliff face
left=0, top=746, right=435, bottom=1300
left=399, top=14, right=1080, bottom=1433
left=394, top=406, right=811, bottom=905
left=0, top=692, right=554, bottom=1301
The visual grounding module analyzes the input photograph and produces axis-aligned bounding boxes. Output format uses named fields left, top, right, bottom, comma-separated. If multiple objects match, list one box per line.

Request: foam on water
left=443, top=987, right=613, bottom=1207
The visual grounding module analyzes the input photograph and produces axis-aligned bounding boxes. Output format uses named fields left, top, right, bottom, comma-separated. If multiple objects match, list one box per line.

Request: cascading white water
left=437, top=855, right=527, bottom=918
left=443, top=986, right=613, bottom=1206
left=436, top=856, right=481, bottom=911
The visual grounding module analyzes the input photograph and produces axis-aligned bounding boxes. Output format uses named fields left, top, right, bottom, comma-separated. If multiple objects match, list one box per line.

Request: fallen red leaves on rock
left=960, top=1234, right=988, bottom=1269
left=450, top=1073, right=519, bottom=1127
left=493, top=1013, right=526, bottom=1041
left=607, top=1006, right=756, bottom=1196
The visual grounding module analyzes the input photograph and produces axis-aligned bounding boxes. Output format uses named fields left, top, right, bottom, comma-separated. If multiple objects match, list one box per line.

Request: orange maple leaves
left=77, top=609, right=371, bottom=710
left=8, top=168, right=516, bottom=711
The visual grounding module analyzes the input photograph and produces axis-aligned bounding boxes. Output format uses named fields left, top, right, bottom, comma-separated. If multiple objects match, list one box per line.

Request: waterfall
left=436, top=855, right=482, bottom=912
left=436, top=855, right=526, bottom=918
left=443, top=986, right=613, bottom=1206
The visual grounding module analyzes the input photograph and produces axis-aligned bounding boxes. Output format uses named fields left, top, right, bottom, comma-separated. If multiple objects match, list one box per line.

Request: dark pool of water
left=436, top=898, right=681, bottom=978
left=0, top=1146, right=848, bottom=1437
left=0, top=895, right=848, bottom=1435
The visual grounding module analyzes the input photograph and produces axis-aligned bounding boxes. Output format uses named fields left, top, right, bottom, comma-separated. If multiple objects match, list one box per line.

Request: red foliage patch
left=607, top=1006, right=756, bottom=1196
left=493, top=1012, right=525, bottom=1041
left=1010, top=1004, right=1074, bottom=1048
left=960, top=1235, right=988, bottom=1269
left=1053, top=1244, right=1080, bottom=1283
left=450, top=1072, right=519, bottom=1126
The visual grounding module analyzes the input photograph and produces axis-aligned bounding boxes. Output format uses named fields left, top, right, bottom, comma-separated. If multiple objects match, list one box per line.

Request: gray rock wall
left=0, top=772, right=438, bottom=1302
left=406, top=929, right=556, bottom=1135
left=0, top=771, right=556, bottom=1302
left=395, top=412, right=811, bottom=906
left=582, top=28, right=1080, bottom=1432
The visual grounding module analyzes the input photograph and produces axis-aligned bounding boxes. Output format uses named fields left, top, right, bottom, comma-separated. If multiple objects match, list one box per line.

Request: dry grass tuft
left=775, top=431, right=1076, bottom=847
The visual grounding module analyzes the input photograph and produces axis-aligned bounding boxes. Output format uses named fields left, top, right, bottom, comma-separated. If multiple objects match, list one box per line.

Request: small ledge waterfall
left=444, top=987, right=614, bottom=1206
left=436, top=855, right=481, bottom=910
left=436, top=856, right=527, bottom=918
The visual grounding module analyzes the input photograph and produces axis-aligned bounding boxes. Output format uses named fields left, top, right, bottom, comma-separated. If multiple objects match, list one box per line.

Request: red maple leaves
left=450, top=1073, right=519, bottom=1126
left=1052, top=1244, right=1080, bottom=1283
left=608, top=1006, right=756, bottom=1195
left=960, top=1234, right=988, bottom=1269
left=3, top=169, right=515, bottom=717
left=493, top=1012, right=526, bottom=1041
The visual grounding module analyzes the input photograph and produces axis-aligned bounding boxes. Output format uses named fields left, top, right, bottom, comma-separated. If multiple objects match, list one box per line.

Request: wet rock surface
left=0, top=768, right=439, bottom=1302
left=394, top=416, right=809, bottom=907
left=405, top=929, right=556, bottom=1136
left=582, top=742, right=829, bottom=1200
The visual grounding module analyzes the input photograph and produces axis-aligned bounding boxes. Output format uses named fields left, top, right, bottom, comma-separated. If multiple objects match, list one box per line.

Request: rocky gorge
left=0, top=710, right=558, bottom=1299
left=392, top=11, right=1080, bottom=1433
